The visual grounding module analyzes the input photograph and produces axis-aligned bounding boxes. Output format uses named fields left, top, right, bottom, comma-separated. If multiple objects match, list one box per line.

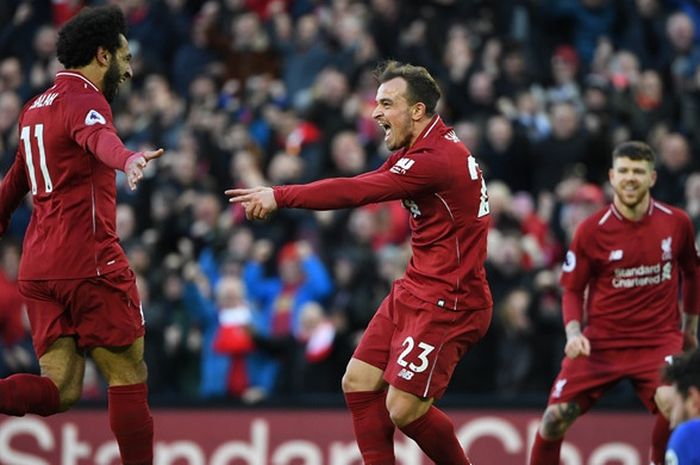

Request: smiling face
left=372, top=77, right=416, bottom=151
left=609, top=156, right=656, bottom=212
left=103, top=34, right=132, bottom=102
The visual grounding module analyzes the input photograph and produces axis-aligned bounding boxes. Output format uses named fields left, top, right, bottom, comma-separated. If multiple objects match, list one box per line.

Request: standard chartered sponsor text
left=612, top=262, right=672, bottom=288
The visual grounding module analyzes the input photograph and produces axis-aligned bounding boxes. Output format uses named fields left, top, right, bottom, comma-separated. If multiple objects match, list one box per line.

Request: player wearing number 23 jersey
left=227, top=61, right=489, bottom=465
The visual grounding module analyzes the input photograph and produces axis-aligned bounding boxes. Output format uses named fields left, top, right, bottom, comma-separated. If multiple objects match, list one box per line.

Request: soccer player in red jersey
left=529, top=141, right=699, bottom=465
left=0, top=7, right=162, bottom=465
left=227, top=61, right=492, bottom=465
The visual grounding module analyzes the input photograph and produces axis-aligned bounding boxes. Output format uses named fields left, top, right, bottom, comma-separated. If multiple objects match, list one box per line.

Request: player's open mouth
left=379, top=122, right=391, bottom=138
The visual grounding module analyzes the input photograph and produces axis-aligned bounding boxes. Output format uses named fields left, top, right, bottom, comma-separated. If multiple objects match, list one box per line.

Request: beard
left=103, top=61, right=122, bottom=102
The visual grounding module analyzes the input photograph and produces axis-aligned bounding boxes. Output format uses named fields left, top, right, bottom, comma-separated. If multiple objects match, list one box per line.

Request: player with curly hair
left=0, top=6, right=162, bottom=465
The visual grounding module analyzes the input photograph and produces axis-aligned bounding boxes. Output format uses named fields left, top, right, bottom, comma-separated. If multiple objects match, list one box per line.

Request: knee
left=108, top=360, right=147, bottom=386
left=341, top=368, right=360, bottom=393
left=386, top=389, right=432, bottom=428
left=539, top=403, right=580, bottom=440
left=57, top=383, right=83, bottom=412
left=387, top=403, right=416, bottom=428
left=654, top=386, right=675, bottom=420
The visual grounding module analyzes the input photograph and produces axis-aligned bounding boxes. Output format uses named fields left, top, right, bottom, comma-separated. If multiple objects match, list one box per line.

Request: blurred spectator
left=495, top=288, right=534, bottom=395
left=653, top=132, right=695, bottom=206
left=297, top=301, right=352, bottom=392
left=243, top=240, right=333, bottom=397
left=532, top=101, right=590, bottom=193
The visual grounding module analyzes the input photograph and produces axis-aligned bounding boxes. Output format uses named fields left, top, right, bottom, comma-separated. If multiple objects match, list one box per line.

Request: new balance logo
left=397, top=368, right=414, bottom=380
left=609, top=250, right=623, bottom=261
left=85, top=109, right=106, bottom=126
left=390, top=157, right=415, bottom=174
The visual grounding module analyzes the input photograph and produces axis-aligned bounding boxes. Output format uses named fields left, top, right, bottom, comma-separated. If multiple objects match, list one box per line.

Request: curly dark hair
left=374, top=60, right=441, bottom=116
left=56, top=6, right=127, bottom=69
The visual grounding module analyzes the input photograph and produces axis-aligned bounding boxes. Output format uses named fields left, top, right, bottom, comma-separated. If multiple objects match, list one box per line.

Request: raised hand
left=225, top=186, right=277, bottom=221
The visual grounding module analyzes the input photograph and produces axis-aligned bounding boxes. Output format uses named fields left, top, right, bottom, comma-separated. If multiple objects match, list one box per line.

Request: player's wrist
left=565, top=321, right=582, bottom=340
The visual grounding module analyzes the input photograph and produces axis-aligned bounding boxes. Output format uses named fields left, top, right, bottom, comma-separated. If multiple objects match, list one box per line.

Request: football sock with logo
left=0, top=374, right=60, bottom=416
left=649, top=414, right=670, bottom=465
left=108, top=383, right=154, bottom=465
left=344, top=390, right=396, bottom=465
left=399, top=406, right=472, bottom=465
left=529, top=432, right=563, bottom=465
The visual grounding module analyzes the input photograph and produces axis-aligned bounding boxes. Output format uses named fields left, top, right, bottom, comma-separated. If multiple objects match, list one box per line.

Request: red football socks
left=344, top=390, right=396, bottom=464
left=0, top=374, right=60, bottom=416
left=529, top=432, right=563, bottom=465
left=399, top=406, right=472, bottom=465
left=108, top=383, right=154, bottom=465
left=649, top=414, right=670, bottom=465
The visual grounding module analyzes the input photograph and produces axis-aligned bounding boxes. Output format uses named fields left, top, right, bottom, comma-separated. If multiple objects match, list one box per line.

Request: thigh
left=39, top=336, right=85, bottom=394
left=91, top=336, right=147, bottom=386
left=352, top=289, right=395, bottom=371
left=62, top=268, right=145, bottom=352
left=546, top=350, right=624, bottom=413
left=384, top=285, right=491, bottom=399
left=19, top=280, right=73, bottom=358
left=631, top=342, right=682, bottom=412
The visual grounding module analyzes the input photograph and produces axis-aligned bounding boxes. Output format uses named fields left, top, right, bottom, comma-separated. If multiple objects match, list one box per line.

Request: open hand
left=126, top=148, right=164, bottom=191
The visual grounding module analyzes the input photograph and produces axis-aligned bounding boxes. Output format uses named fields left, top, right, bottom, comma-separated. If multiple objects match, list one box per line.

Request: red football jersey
left=0, top=72, right=131, bottom=279
left=561, top=201, right=700, bottom=348
left=275, top=115, right=492, bottom=311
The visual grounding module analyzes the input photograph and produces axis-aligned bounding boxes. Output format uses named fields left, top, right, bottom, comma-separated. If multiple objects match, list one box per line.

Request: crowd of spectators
left=2, top=0, right=700, bottom=407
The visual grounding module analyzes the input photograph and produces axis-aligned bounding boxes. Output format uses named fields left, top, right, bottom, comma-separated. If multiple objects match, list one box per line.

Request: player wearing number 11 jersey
left=0, top=6, right=162, bottom=465
left=227, top=61, right=492, bottom=465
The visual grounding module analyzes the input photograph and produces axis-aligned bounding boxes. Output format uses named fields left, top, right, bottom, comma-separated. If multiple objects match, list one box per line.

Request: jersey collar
left=609, top=198, right=655, bottom=222
left=55, top=71, right=100, bottom=93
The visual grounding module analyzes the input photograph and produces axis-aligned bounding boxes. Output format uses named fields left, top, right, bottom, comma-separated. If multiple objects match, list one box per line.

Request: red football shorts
left=545, top=337, right=682, bottom=413
left=354, top=281, right=492, bottom=399
left=18, top=267, right=145, bottom=358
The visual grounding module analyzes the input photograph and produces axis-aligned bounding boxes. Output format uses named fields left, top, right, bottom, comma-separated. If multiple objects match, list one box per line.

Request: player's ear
left=650, top=168, right=657, bottom=188
left=411, top=102, right=426, bottom=121
left=96, top=46, right=110, bottom=67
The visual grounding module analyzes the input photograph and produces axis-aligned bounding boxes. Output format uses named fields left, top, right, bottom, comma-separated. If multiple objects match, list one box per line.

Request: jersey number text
left=397, top=337, right=435, bottom=373
left=20, top=124, right=53, bottom=195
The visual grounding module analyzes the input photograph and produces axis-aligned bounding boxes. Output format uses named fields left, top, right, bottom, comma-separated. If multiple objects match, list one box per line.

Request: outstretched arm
left=85, top=130, right=164, bottom=190
left=0, top=151, right=30, bottom=236
left=226, top=169, right=409, bottom=220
